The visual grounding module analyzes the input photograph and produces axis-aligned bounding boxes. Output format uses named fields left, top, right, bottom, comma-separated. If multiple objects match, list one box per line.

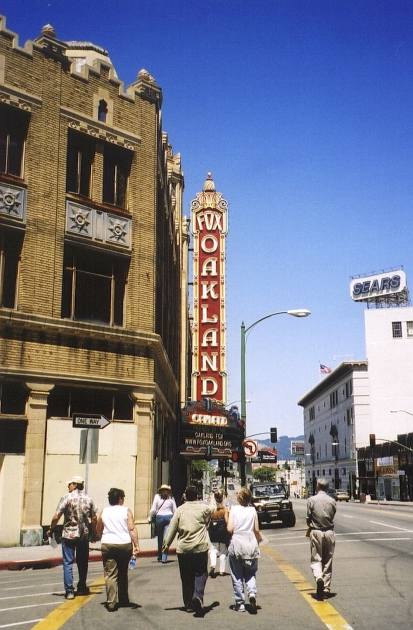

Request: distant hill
left=258, top=435, right=304, bottom=460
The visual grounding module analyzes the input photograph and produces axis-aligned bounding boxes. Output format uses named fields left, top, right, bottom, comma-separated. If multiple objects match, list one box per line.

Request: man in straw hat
left=47, top=475, right=97, bottom=599
left=149, top=483, right=176, bottom=563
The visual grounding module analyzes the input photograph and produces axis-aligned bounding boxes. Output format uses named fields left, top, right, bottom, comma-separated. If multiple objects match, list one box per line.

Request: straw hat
left=158, top=484, right=171, bottom=492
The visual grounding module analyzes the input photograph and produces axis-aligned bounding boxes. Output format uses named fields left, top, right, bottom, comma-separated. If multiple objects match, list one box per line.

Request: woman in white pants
left=227, top=487, right=262, bottom=613
left=208, top=490, right=229, bottom=577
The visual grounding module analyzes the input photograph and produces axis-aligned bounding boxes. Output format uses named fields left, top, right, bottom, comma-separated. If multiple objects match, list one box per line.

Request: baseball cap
left=67, top=475, right=84, bottom=485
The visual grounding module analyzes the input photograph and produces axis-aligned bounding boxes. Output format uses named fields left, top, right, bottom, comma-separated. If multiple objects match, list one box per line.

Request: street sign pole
left=85, top=429, right=91, bottom=493
left=74, top=413, right=110, bottom=493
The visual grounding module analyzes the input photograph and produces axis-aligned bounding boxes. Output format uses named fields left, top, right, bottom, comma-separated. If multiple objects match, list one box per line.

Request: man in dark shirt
left=306, top=478, right=336, bottom=599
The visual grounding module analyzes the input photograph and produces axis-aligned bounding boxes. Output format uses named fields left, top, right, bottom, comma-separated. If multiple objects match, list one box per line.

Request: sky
left=3, top=0, right=413, bottom=437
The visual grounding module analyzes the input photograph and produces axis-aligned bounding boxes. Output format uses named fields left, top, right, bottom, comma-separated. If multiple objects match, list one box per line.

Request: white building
left=365, top=306, right=413, bottom=441
left=298, top=362, right=369, bottom=495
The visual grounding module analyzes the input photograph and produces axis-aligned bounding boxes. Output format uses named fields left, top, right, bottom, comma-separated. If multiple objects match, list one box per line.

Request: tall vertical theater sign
left=180, top=174, right=243, bottom=461
left=191, top=173, right=228, bottom=403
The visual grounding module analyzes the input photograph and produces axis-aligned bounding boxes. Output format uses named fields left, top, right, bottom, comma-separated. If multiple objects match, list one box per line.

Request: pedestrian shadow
left=165, top=601, right=219, bottom=617
left=310, top=592, right=337, bottom=601
left=99, top=602, right=142, bottom=610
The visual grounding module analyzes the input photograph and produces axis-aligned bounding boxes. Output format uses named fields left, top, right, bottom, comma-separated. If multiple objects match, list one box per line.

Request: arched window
left=98, top=99, right=108, bottom=123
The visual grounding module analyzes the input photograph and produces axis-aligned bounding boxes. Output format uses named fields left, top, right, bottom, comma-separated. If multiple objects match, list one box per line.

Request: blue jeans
left=229, top=555, right=258, bottom=605
left=62, top=537, right=89, bottom=594
left=156, top=515, right=172, bottom=562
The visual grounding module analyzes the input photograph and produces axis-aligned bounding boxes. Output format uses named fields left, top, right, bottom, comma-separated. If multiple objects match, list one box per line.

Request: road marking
left=0, top=593, right=60, bottom=602
left=262, top=545, right=353, bottom=629
left=369, top=520, right=411, bottom=531
left=3, top=583, right=61, bottom=592
left=342, top=537, right=410, bottom=543
left=341, top=515, right=353, bottom=518
left=0, top=603, right=56, bottom=613
left=0, top=621, right=42, bottom=629
left=31, top=576, right=104, bottom=630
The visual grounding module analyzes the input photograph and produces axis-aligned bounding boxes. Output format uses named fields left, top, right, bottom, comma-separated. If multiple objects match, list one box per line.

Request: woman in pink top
left=149, top=484, right=177, bottom=563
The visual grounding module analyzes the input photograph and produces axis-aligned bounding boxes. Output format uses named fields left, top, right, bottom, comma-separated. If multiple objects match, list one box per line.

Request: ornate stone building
left=0, top=16, right=189, bottom=545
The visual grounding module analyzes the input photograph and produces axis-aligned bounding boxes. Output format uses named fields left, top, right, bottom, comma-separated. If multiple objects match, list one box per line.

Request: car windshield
left=252, top=484, right=285, bottom=497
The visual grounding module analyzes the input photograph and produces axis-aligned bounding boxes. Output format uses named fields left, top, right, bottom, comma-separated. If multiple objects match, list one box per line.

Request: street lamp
left=331, top=441, right=339, bottom=490
left=240, top=308, right=311, bottom=485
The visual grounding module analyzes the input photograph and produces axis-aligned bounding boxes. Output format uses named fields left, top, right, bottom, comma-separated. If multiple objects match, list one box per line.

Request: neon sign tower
left=191, top=173, right=228, bottom=403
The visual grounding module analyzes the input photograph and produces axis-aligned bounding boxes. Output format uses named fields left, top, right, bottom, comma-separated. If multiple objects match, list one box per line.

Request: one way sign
left=72, top=413, right=111, bottom=429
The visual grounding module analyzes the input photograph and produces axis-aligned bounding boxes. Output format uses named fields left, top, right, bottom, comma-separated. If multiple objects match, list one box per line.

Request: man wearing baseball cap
left=48, top=475, right=97, bottom=599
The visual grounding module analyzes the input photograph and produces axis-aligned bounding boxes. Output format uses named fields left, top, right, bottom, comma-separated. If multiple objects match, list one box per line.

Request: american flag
left=320, top=363, right=332, bottom=374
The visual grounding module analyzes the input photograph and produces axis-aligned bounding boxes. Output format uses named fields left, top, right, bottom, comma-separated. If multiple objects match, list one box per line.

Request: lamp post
left=332, top=441, right=339, bottom=489
left=240, top=308, right=311, bottom=486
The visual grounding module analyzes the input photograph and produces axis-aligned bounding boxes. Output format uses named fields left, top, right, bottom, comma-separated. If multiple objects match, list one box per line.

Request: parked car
left=250, top=482, right=296, bottom=527
left=325, top=488, right=338, bottom=500
left=335, top=490, right=350, bottom=502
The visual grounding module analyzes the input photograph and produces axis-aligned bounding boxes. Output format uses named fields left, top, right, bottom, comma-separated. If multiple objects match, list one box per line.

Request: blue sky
left=3, top=1, right=413, bottom=437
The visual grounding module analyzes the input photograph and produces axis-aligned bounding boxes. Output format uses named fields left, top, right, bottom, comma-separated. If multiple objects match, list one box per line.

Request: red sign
left=191, top=174, right=228, bottom=402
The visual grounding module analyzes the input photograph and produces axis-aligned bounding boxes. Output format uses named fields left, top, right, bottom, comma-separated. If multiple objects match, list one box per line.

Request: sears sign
left=350, top=270, right=406, bottom=302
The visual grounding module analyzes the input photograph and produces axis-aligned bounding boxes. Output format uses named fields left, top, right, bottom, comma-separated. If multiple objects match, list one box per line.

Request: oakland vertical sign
left=191, top=173, right=228, bottom=403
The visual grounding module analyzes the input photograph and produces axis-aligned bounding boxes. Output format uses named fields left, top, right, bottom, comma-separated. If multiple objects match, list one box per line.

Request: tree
left=253, top=466, right=277, bottom=482
left=190, top=459, right=213, bottom=480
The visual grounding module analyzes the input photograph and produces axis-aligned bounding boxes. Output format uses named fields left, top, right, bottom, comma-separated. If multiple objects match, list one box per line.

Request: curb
left=0, top=548, right=176, bottom=571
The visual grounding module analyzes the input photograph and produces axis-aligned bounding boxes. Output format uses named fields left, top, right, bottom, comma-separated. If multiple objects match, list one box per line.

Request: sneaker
left=191, top=596, right=203, bottom=616
left=249, top=595, right=257, bottom=614
left=209, top=568, right=216, bottom=578
left=234, top=603, right=246, bottom=612
left=316, top=578, right=324, bottom=599
left=65, top=591, right=75, bottom=600
left=105, top=603, right=117, bottom=612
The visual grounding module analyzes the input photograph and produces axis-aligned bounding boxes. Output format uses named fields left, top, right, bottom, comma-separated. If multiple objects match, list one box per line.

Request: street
left=1, top=500, right=413, bottom=629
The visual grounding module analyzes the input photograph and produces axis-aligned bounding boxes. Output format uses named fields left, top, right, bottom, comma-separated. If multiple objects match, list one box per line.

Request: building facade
left=298, top=362, right=369, bottom=495
left=0, top=17, right=189, bottom=545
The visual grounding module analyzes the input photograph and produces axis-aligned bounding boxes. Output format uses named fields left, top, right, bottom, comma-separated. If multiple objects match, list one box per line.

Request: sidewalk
left=0, top=537, right=171, bottom=571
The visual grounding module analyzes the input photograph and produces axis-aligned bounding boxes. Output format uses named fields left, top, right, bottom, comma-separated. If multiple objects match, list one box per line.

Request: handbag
left=150, top=516, right=156, bottom=538
left=150, top=498, right=166, bottom=538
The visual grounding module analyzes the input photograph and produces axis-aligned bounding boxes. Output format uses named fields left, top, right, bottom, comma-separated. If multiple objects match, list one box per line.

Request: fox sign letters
left=191, top=174, right=228, bottom=402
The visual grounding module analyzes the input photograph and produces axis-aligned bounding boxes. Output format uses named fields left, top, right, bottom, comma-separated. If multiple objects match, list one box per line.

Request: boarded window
left=0, top=105, right=28, bottom=177
left=62, top=246, right=127, bottom=325
left=103, top=144, right=131, bottom=208
left=0, top=229, right=23, bottom=308
left=66, top=131, right=94, bottom=197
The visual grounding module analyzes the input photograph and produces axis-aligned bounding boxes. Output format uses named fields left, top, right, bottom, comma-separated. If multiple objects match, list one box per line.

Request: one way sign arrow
left=72, top=413, right=111, bottom=429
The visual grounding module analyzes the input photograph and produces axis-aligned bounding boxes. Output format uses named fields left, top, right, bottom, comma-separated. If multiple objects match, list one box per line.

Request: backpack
left=209, top=516, right=228, bottom=543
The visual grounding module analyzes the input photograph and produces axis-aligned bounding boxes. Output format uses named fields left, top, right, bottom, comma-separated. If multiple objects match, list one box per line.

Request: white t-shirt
left=150, top=494, right=177, bottom=517
left=101, top=505, right=131, bottom=545
left=230, top=504, right=257, bottom=533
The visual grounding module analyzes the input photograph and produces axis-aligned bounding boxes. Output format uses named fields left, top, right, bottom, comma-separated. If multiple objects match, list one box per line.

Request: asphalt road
left=1, top=500, right=413, bottom=629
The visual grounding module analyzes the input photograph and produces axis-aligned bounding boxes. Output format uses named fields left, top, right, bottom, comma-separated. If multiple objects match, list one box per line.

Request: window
left=0, top=381, right=27, bottom=414
left=407, top=321, right=413, bottom=337
left=330, top=390, right=338, bottom=408
left=98, top=100, right=108, bottom=123
left=0, top=420, right=27, bottom=454
left=0, top=105, right=28, bottom=178
left=346, top=407, right=354, bottom=426
left=103, top=144, right=131, bottom=208
left=392, top=321, right=402, bottom=338
left=62, top=247, right=128, bottom=325
left=309, top=406, right=315, bottom=421
left=345, top=380, right=353, bottom=398
left=66, top=131, right=94, bottom=197
left=47, top=386, right=133, bottom=421
left=0, top=229, right=23, bottom=308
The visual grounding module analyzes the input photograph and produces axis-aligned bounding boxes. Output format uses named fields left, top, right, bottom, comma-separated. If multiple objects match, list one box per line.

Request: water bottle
left=129, top=555, right=137, bottom=570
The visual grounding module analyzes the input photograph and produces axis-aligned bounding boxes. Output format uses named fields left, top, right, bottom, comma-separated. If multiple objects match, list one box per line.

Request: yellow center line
left=262, top=545, right=353, bottom=630
left=31, top=576, right=105, bottom=630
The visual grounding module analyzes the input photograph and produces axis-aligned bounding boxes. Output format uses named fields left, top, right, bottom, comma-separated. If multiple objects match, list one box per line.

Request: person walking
left=306, top=478, right=337, bottom=599
left=227, top=487, right=262, bottom=613
left=149, top=484, right=176, bottom=563
left=162, top=485, right=212, bottom=616
left=208, top=490, right=229, bottom=577
left=47, top=475, right=97, bottom=599
left=97, top=488, right=140, bottom=612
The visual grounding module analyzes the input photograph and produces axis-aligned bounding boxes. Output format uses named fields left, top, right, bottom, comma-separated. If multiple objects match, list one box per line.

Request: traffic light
left=270, top=427, right=278, bottom=443
left=369, top=433, right=376, bottom=448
